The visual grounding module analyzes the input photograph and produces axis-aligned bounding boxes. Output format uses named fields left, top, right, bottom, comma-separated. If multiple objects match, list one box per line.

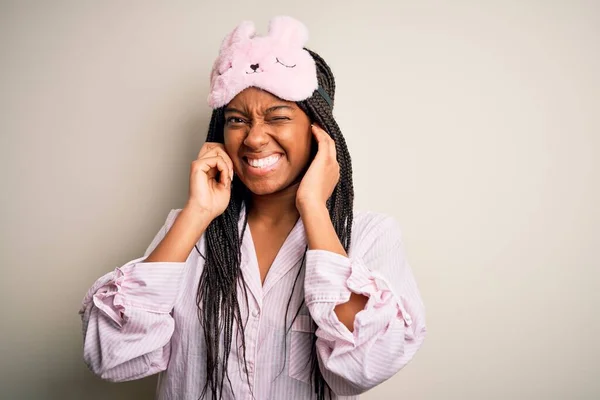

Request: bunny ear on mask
left=267, top=16, right=309, bottom=48
left=208, top=16, right=323, bottom=109
left=218, top=20, right=256, bottom=53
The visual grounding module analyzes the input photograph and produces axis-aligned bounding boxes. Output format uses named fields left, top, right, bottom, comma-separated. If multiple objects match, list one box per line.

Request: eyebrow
left=265, top=105, right=294, bottom=113
left=224, top=105, right=294, bottom=115
left=224, top=107, right=247, bottom=116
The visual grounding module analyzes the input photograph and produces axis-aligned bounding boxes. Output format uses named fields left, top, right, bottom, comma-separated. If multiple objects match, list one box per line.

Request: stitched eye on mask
left=275, top=58, right=296, bottom=68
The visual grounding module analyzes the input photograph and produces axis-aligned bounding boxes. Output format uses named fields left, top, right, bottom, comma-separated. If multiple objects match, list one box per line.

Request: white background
left=1, top=1, right=598, bottom=399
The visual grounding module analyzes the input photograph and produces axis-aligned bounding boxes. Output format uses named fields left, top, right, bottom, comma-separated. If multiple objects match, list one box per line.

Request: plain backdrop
left=1, top=1, right=598, bottom=399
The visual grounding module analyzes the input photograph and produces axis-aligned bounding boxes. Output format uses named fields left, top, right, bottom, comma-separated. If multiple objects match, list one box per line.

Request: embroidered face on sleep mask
left=208, top=16, right=319, bottom=109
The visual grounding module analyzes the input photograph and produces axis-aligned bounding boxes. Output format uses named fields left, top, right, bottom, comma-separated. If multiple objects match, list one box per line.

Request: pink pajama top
left=79, top=208, right=426, bottom=399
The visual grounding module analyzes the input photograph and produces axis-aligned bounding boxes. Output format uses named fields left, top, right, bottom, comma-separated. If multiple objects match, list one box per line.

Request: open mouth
left=244, top=154, right=281, bottom=169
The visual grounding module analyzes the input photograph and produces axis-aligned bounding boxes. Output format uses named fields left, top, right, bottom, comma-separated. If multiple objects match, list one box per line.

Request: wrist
left=297, top=199, right=328, bottom=217
left=144, top=205, right=212, bottom=263
left=299, top=202, right=346, bottom=256
left=180, top=204, right=213, bottom=236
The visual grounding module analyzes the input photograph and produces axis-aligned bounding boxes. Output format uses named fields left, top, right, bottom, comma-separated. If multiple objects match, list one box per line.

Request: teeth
left=247, top=154, right=280, bottom=169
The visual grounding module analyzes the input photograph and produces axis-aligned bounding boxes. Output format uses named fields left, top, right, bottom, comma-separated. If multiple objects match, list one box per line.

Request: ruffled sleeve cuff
left=90, top=257, right=186, bottom=327
left=304, top=250, right=412, bottom=345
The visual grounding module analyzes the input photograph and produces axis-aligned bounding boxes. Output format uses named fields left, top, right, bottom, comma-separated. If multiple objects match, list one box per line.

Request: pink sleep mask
left=208, top=16, right=320, bottom=109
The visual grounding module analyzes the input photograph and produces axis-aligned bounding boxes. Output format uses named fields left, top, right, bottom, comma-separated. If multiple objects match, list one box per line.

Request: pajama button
left=252, top=310, right=260, bottom=317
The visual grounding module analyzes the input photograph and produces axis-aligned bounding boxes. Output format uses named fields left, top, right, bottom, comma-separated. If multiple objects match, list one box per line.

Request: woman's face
left=223, top=87, right=313, bottom=196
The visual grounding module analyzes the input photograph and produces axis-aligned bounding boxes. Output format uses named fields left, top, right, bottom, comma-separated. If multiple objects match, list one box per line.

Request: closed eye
left=275, top=58, right=296, bottom=68
left=268, top=116, right=291, bottom=123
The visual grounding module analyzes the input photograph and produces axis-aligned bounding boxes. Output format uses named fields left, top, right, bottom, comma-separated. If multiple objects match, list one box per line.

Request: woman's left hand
left=296, top=124, right=340, bottom=213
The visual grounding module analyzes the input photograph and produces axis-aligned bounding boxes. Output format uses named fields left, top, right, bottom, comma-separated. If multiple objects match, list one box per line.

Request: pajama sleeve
left=304, top=213, right=426, bottom=396
left=79, top=209, right=187, bottom=382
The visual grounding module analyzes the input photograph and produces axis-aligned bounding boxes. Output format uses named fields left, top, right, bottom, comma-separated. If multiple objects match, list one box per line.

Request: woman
left=80, top=16, right=426, bottom=400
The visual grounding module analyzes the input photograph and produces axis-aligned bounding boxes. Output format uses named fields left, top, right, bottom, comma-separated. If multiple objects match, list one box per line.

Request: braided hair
left=196, top=49, right=354, bottom=400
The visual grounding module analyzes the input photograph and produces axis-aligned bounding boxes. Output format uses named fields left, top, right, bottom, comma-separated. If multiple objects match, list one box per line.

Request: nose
left=243, top=123, right=269, bottom=150
left=250, top=63, right=259, bottom=71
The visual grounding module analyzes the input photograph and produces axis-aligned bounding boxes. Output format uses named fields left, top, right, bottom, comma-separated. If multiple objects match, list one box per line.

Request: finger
left=198, top=142, right=225, bottom=159
left=217, top=154, right=232, bottom=185
left=311, top=124, right=335, bottom=159
left=311, top=124, right=328, bottom=152
left=199, top=156, right=228, bottom=182
left=311, top=124, right=328, bottom=142
left=216, top=149, right=234, bottom=178
left=200, top=146, right=234, bottom=178
left=329, top=139, right=337, bottom=161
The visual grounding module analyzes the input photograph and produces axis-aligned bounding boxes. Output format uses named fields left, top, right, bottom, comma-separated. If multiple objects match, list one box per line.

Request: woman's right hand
left=186, top=142, right=234, bottom=221
left=144, top=143, right=233, bottom=263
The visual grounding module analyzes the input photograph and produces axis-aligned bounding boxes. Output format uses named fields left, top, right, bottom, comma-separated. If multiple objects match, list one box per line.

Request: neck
left=248, top=183, right=300, bottom=226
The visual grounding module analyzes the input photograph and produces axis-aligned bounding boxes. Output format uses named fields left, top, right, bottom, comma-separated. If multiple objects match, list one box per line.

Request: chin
left=245, top=181, right=285, bottom=196
left=241, top=175, right=299, bottom=196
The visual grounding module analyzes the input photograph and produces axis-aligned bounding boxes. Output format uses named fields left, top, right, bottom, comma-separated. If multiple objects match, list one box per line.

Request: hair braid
left=295, top=49, right=355, bottom=400
left=196, top=49, right=354, bottom=400
left=197, top=108, right=253, bottom=400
